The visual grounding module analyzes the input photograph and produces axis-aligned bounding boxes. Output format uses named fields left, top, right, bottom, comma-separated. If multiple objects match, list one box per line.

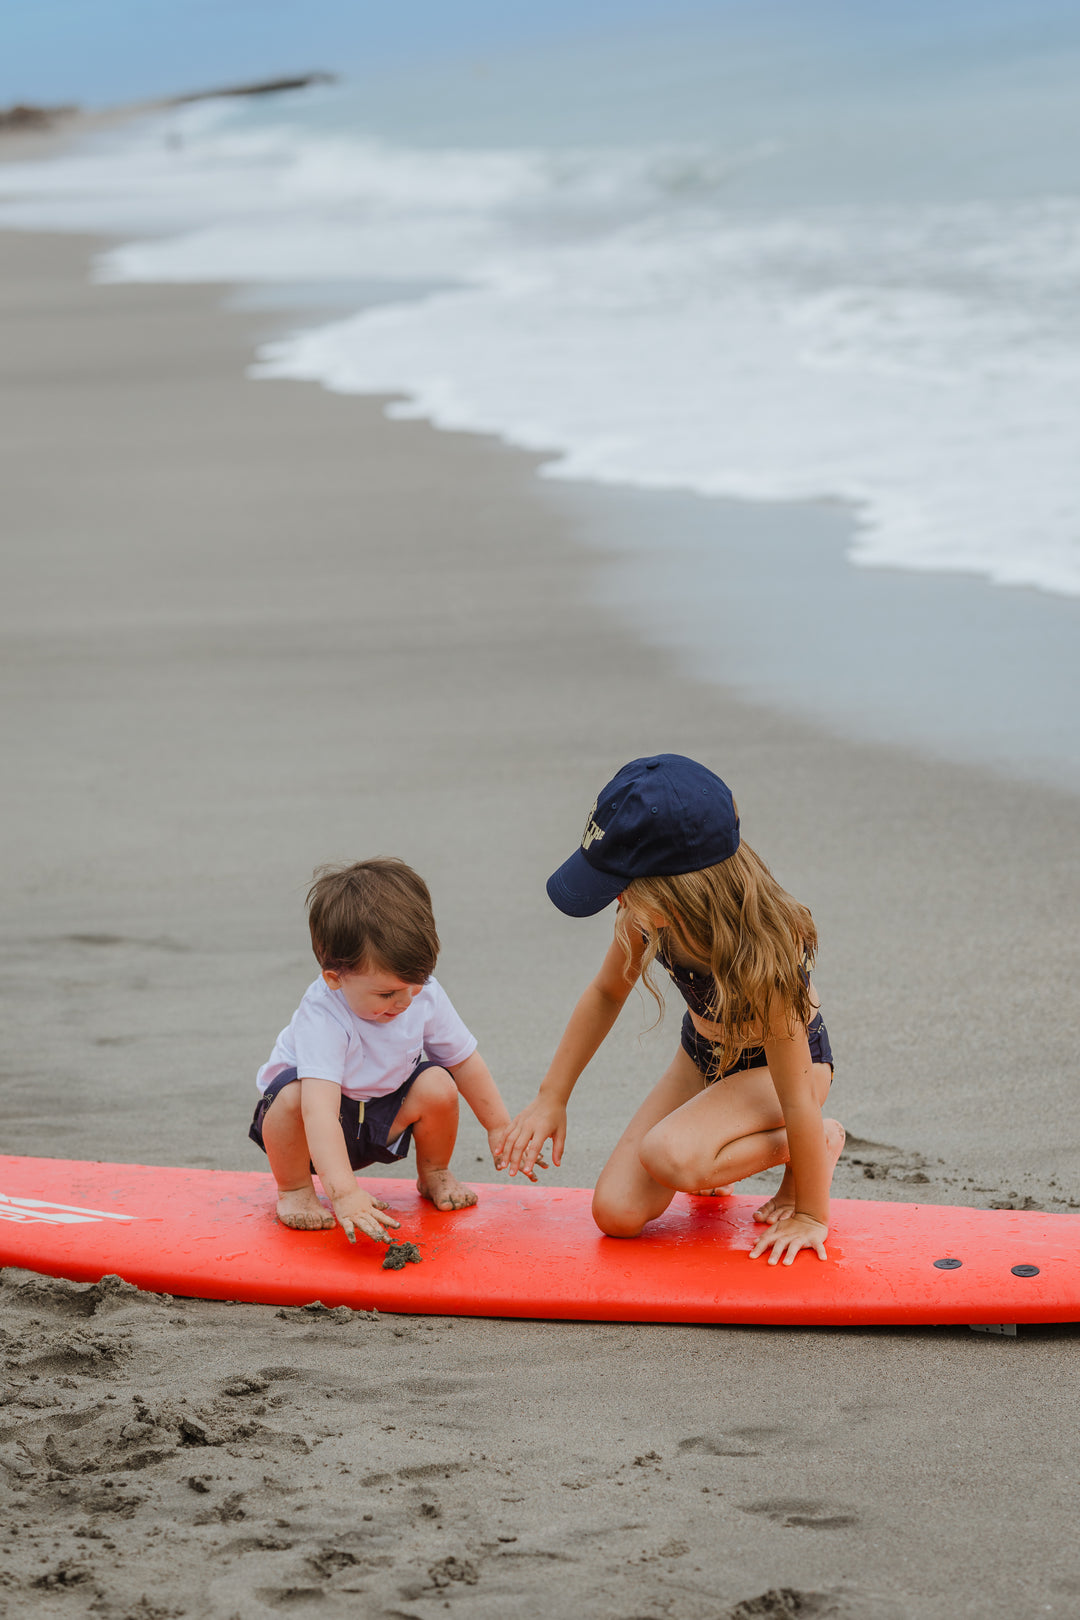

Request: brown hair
left=306, top=858, right=439, bottom=980
left=614, top=841, right=817, bottom=1071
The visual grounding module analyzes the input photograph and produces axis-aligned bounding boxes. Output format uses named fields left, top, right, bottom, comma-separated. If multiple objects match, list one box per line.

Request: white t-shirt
left=256, top=975, right=477, bottom=1103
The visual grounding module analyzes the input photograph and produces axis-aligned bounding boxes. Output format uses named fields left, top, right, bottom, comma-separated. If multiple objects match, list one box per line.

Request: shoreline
left=2, top=226, right=1079, bottom=1617
left=251, top=295, right=1080, bottom=796
left=5, top=108, right=1080, bottom=702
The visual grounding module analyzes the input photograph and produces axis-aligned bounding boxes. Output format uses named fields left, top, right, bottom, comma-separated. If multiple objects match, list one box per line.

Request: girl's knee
left=638, top=1122, right=690, bottom=1188
left=591, top=1188, right=647, bottom=1239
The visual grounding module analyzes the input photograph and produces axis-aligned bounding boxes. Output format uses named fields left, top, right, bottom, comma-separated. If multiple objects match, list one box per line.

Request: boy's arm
left=448, top=1050, right=510, bottom=1134
left=300, top=1078, right=400, bottom=1243
left=748, top=1027, right=829, bottom=1264
left=497, top=930, right=642, bottom=1178
left=447, top=1051, right=515, bottom=1165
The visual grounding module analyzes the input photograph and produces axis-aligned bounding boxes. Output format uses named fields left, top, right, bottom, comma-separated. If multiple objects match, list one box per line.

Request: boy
left=250, top=858, right=517, bottom=1244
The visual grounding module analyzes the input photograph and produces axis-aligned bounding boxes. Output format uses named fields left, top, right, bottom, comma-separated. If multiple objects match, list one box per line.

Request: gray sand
left=1, top=229, right=1079, bottom=1618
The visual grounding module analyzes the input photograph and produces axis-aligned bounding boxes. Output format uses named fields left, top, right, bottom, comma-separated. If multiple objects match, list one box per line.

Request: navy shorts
left=248, top=1060, right=446, bottom=1171
left=681, top=1010, right=834, bottom=1087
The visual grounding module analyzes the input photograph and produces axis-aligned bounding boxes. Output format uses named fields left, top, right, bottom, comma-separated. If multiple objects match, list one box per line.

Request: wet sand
left=1, top=228, right=1079, bottom=1619
left=539, top=479, right=1080, bottom=796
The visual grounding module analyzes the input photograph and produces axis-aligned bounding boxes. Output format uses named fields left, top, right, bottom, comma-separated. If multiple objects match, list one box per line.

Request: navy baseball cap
left=547, top=754, right=740, bottom=917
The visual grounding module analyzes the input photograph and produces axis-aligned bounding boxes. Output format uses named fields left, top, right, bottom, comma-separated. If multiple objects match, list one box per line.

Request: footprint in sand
left=740, top=1497, right=860, bottom=1530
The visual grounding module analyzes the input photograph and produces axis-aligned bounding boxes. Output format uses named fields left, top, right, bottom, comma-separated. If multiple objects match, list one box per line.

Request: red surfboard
left=1, top=1156, right=1076, bottom=1326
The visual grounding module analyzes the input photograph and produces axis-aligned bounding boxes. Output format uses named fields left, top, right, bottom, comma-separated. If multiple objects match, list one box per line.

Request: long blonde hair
left=614, top=842, right=817, bottom=1071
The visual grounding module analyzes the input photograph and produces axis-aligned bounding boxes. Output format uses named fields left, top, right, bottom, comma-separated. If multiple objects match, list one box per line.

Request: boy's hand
left=331, top=1187, right=401, bottom=1246
left=748, top=1211, right=828, bottom=1265
left=495, top=1100, right=566, bottom=1180
left=488, top=1125, right=547, bottom=1182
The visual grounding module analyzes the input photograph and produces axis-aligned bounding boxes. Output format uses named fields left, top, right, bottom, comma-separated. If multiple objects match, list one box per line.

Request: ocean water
left=2, top=2, right=1079, bottom=612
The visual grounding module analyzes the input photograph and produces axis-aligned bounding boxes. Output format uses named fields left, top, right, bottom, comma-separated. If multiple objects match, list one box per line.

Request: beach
left=2, top=224, right=1079, bottom=1619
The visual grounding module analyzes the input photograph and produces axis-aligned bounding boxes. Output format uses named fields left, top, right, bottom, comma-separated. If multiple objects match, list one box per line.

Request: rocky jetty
left=0, top=73, right=334, bottom=140
left=0, top=103, right=78, bottom=132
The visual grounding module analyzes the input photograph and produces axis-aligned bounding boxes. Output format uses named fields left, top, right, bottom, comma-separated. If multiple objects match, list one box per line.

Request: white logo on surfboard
left=0, top=1193, right=135, bottom=1225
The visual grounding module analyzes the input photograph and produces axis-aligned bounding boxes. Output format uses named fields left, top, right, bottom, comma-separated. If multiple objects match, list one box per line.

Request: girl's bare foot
left=692, top=1184, right=735, bottom=1198
left=417, top=1167, right=478, bottom=1211
left=276, top=1185, right=335, bottom=1230
left=753, top=1173, right=795, bottom=1226
left=753, top=1118, right=845, bottom=1224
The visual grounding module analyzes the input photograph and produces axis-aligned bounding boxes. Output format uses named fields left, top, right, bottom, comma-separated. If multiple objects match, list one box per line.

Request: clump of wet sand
left=381, top=1242, right=422, bottom=1272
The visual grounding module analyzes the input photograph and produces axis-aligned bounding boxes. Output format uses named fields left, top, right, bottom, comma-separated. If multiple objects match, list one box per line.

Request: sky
left=2, top=0, right=694, bottom=107
left=7, top=0, right=1077, bottom=111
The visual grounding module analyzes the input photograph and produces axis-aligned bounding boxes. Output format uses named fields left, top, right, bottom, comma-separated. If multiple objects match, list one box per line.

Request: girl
left=496, top=754, right=845, bottom=1265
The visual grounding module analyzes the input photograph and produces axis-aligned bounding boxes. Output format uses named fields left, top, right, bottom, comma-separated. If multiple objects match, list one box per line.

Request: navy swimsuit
left=655, top=948, right=834, bottom=1085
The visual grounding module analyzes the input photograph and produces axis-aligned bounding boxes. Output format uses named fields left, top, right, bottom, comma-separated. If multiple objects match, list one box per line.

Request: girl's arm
left=749, top=1023, right=831, bottom=1264
left=495, top=930, right=642, bottom=1178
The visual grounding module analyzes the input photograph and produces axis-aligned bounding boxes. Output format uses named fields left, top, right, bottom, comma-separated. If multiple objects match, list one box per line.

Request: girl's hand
left=749, top=1212, right=828, bottom=1265
left=488, top=1125, right=547, bottom=1182
left=331, top=1188, right=401, bottom=1245
left=494, top=1100, right=567, bottom=1179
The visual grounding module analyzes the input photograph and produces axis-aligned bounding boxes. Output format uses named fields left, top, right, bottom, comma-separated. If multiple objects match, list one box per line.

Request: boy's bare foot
left=753, top=1118, right=846, bottom=1225
left=417, top=1167, right=478, bottom=1212
left=692, top=1183, right=735, bottom=1198
left=276, top=1185, right=336, bottom=1231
